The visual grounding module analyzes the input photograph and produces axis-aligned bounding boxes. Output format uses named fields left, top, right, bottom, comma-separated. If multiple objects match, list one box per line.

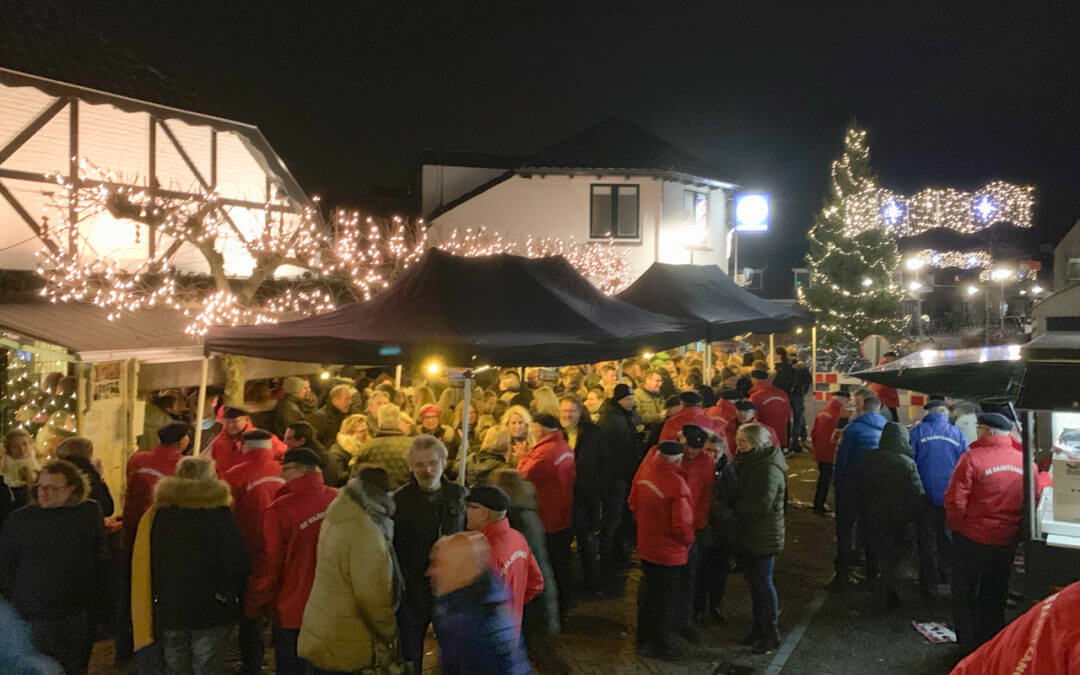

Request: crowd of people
left=0, top=338, right=1059, bottom=672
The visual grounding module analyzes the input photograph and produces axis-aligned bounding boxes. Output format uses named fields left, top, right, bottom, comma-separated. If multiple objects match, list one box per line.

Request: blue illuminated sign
left=734, top=194, right=769, bottom=232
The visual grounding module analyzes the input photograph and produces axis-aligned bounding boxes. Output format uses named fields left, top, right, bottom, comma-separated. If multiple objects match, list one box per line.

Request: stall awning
left=1017, top=332, right=1080, bottom=410
left=0, top=293, right=201, bottom=362
left=853, top=345, right=1026, bottom=403
left=615, top=262, right=814, bottom=341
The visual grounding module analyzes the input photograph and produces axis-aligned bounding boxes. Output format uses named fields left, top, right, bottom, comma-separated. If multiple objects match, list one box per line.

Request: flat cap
left=977, top=412, right=1013, bottom=431
left=658, top=441, right=684, bottom=456
left=466, top=485, right=511, bottom=512
left=281, top=448, right=322, bottom=467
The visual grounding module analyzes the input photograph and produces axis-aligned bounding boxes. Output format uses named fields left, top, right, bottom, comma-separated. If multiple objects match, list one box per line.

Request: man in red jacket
left=628, top=440, right=694, bottom=660
left=659, top=391, right=726, bottom=444
left=245, top=448, right=337, bottom=675
left=210, top=407, right=288, bottom=476
left=729, top=400, right=781, bottom=449
left=465, top=485, right=544, bottom=635
left=951, top=579, right=1080, bottom=674
left=225, top=429, right=286, bottom=674
left=516, top=412, right=575, bottom=621
left=122, top=421, right=188, bottom=547
left=810, top=390, right=851, bottom=515
left=869, top=352, right=901, bottom=422
left=944, top=412, right=1035, bottom=656
left=749, top=370, right=792, bottom=448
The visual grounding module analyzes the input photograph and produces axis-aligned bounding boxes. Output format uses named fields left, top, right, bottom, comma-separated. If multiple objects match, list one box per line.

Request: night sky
left=9, top=2, right=1080, bottom=268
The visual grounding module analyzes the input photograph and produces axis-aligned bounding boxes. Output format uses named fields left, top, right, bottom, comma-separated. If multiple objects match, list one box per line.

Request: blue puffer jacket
left=433, top=571, right=531, bottom=675
left=909, top=411, right=969, bottom=505
left=834, top=412, right=887, bottom=484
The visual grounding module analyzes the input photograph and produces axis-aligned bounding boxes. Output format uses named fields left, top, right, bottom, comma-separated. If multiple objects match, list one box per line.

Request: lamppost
left=990, top=266, right=1014, bottom=335
left=905, top=256, right=926, bottom=337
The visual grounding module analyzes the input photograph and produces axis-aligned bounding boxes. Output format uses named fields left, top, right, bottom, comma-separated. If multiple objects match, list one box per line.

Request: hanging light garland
left=33, top=164, right=632, bottom=336
left=909, top=249, right=994, bottom=270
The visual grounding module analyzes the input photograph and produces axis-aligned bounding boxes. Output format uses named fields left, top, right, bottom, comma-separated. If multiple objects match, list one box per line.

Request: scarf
left=345, top=478, right=405, bottom=610
left=130, top=505, right=157, bottom=651
left=335, top=433, right=364, bottom=456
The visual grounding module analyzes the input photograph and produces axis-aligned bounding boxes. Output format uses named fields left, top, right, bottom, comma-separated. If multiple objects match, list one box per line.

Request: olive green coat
left=733, top=445, right=788, bottom=556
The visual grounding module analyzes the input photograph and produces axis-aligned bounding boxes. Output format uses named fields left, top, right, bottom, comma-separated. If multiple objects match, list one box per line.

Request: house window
left=683, top=190, right=707, bottom=228
left=793, top=268, right=810, bottom=295
left=742, top=268, right=763, bottom=289
left=590, top=184, right=639, bottom=238
left=1068, top=257, right=1080, bottom=282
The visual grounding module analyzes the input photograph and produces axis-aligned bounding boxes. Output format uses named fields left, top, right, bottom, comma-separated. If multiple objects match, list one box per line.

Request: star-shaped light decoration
left=883, top=200, right=903, bottom=225
left=974, top=196, right=997, bottom=220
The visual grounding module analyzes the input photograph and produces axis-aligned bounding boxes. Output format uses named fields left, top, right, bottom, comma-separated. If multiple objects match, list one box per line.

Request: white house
left=421, top=118, right=739, bottom=278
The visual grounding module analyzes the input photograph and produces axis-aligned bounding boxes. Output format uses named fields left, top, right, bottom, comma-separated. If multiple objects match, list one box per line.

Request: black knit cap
left=681, top=424, right=708, bottom=449
left=720, top=389, right=742, bottom=401
left=977, top=412, right=1013, bottom=431
left=223, top=406, right=249, bottom=419
left=466, top=485, right=511, bottom=512
left=281, top=448, right=322, bottom=467
left=612, top=383, right=634, bottom=402
left=533, top=413, right=560, bottom=430
left=242, top=429, right=274, bottom=441
left=157, top=421, right=192, bottom=445
left=664, top=394, right=682, bottom=409
left=750, top=369, right=769, bottom=380
left=924, top=399, right=948, bottom=410
left=734, top=399, right=757, bottom=411
left=658, top=441, right=684, bottom=456
left=679, top=390, right=703, bottom=407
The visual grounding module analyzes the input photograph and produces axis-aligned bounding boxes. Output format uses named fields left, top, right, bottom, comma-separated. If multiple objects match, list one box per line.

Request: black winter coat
left=706, top=453, right=739, bottom=551
left=150, top=477, right=249, bottom=632
left=392, top=478, right=466, bottom=610
left=858, top=422, right=924, bottom=527
left=569, top=422, right=603, bottom=530
left=596, top=400, right=643, bottom=483
left=0, top=500, right=106, bottom=620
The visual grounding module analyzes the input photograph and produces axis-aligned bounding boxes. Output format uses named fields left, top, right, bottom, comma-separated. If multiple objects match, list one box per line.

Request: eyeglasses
left=36, top=484, right=71, bottom=493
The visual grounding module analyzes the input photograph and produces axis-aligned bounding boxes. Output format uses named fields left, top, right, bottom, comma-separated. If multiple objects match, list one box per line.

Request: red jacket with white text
left=811, top=398, right=845, bottom=464
left=634, top=446, right=715, bottom=529
left=749, top=383, right=792, bottom=447
left=480, top=517, right=544, bottom=630
left=517, top=431, right=576, bottom=533
left=122, top=444, right=183, bottom=547
left=944, top=434, right=1038, bottom=546
left=952, top=580, right=1080, bottom=674
left=244, top=472, right=337, bottom=628
left=628, top=454, right=694, bottom=566
left=225, top=447, right=286, bottom=570
left=209, top=422, right=287, bottom=476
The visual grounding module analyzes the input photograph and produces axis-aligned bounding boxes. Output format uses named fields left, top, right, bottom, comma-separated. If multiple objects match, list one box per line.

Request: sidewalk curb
left=763, top=588, right=828, bottom=674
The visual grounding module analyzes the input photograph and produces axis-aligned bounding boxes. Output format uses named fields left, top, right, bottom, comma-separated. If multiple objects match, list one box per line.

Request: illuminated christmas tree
left=804, top=125, right=906, bottom=347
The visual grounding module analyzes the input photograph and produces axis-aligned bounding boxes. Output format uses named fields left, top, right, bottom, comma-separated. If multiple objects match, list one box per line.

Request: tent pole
left=769, top=334, right=775, bottom=367
left=394, top=364, right=402, bottom=389
left=459, top=372, right=472, bottom=486
left=811, top=326, right=818, bottom=384
left=193, top=355, right=209, bottom=454
left=704, top=341, right=712, bottom=377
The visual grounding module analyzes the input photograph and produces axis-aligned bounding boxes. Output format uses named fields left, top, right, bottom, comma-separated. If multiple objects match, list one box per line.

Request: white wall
left=421, top=164, right=509, bottom=218
left=428, top=173, right=664, bottom=276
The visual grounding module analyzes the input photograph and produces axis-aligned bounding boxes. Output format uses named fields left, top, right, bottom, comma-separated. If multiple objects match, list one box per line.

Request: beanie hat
left=534, top=413, right=560, bottom=430
left=222, top=406, right=249, bottom=419
left=466, top=485, right=511, bottom=512
left=658, top=441, right=684, bottom=456
left=242, top=429, right=274, bottom=452
left=282, top=377, right=306, bottom=396
left=750, top=369, right=768, bottom=380
left=664, top=394, right=682, bottom=409
left=977, top=412, right=1013, bottom=431
left=681, top=424, right=709, bottom=449
left=720, top=389, right=742, bottom=400
left=679, top=390, right=703, bottom=407
left=612, top=383, right=634, bottom=402
left=281, top=448, right=322, bottom=467
left=734, top=399, right=757, bottom=412
left=832, top=390, right=851, bottom=400
left=158, top=421, right=192, bottom=445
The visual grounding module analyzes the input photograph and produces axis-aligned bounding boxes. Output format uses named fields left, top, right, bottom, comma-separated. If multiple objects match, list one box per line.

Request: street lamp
left=990, top=267, right=1014, bottom=333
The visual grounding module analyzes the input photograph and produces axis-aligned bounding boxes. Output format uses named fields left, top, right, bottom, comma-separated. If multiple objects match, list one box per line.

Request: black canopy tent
left=853, top=345, right=1027, bottom=404
left=200, top=249, right=699, bottom=480
left=615, top=262, right=816, bottom=374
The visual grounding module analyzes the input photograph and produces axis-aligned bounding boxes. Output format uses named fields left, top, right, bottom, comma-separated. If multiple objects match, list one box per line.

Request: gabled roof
left=522, top=117, right=734, bottom=186
left=424, top=117, right=736, bottom=221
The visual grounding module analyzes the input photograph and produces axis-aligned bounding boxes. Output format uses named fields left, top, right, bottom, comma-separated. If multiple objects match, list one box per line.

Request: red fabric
left=952, top=581, right=1080, bottom=674
left=122, top=444, right=182, bottom=547
left=811, top=399, right=844, bottom=464
left=628, top=454, right=694, bottom=566
left=244, top=473, right=337, bottom=629
left=659, top=407, right=726, bottom=444
left=869, top=377, right=900, bottom=408
left=727, top=419, right=781, bottom=449
left=480, top=518, right=543, bottom=630
left=684, top=449, right=717, bottom=530
left=225, top=448, right=286, bottom=570
left=705, top=400, right=738, bottom=455
left=944, top=434, right=1039, bottom=546
left=517, top=431, right=576, bottom=533
left=749, top=383, right=792, bottom=447
left=209, top=422, right=286, bottom=476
